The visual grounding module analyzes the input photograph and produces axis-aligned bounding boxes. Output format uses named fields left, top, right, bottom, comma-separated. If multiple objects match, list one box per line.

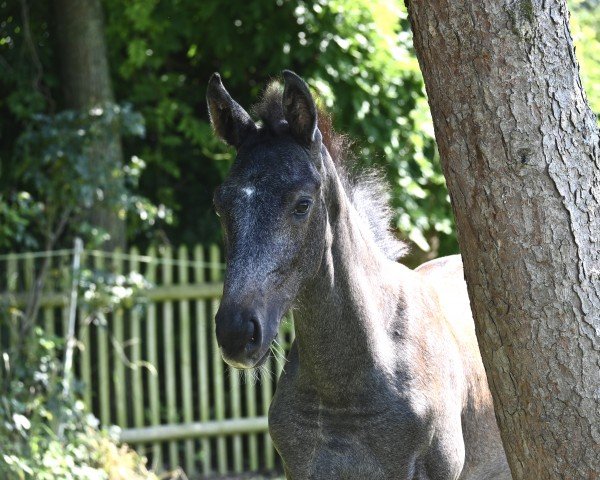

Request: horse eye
left=294, top=199, right=311, bottom=215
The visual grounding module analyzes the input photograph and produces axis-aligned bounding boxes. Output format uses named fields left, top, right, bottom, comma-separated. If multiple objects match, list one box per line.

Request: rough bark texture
left=406, top=0, right=600, bottom=478
left=54, top=0, right=125, bottom=249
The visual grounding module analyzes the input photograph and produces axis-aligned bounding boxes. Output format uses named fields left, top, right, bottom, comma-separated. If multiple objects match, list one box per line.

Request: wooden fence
left=0, top=245, right=293, bottom=478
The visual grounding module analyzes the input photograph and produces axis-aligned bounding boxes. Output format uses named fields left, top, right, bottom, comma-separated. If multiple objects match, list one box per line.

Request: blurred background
left=0, top=0, right=598, bottom=479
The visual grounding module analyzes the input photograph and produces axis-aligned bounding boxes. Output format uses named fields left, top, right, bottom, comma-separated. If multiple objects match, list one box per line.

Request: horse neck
left=293, top=166, right=405, bottom=402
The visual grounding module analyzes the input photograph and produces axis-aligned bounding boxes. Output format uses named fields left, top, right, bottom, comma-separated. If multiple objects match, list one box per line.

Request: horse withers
left=206, top=71, right=511, bottom=480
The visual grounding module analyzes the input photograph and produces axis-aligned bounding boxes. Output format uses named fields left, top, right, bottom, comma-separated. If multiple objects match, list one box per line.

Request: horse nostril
left=248, top=317, right=261, bottom=346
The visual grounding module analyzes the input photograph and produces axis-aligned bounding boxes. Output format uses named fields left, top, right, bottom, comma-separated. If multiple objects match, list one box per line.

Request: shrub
left=0, top=324, right=157, bottom=480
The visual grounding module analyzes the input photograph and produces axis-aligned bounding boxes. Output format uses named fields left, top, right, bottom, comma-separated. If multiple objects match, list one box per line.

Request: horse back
left=414, top=253, right=464, bottom=276
left=415, top=255, right=475, bottom=347
left=414, top=254, right=489, bottom=402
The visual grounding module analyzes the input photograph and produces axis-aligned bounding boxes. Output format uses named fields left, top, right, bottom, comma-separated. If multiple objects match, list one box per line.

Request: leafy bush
left=0, top=326, right=158, bottom=480
left=0, top=254, right=160, bottom=480
left=0, top=103, right=172, bottom=253
left=0, top=324, right=158, bottom=480
left=101, top=0, right=456, bottom=254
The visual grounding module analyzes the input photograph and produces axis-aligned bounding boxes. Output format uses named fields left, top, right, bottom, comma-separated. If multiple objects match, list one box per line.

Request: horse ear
left=207, top=73, right=256, bottom=148
left=282, top=70, right=317, bottom=146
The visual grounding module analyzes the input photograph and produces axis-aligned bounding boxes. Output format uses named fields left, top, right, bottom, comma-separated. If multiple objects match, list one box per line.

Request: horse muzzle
left=215, top=303, right=271, bottom=369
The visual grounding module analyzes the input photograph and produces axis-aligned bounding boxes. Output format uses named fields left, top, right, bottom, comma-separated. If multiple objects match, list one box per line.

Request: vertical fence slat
left=262, top=355, right=275, bottom=469
left=210, top=244, right=228, bottom=474
left=113, top=250, right=128, bottom=428
left=60, top=254, right=71, bottom=335
left=178, top=245, right=195, bottom=475
left=78, top=250, right=92, bottom=409
left=194, top=245, right=212, bottom=475
left=129, top=247, right=144, bottom=429
left=43, top=306, right=54, bottom=337
left=229, top=234, right=243, bottom=473
left=6, top=254, right=17, bottom=348
left=23, top=253, right=34, bottom=295
left=230, top=363, right=243, bottom=473
left=79, top=305, right=92, bottom=408
left=5, top=253, right=17, bottom=285
left=145, top=246, right=162, bottom=469
left=245, top=370, right=259, bottom=471
left=162, top=247, right=179, bottom=469
left=95, top=253, right=111, bottom=427
left=41, top=254, right=54, bottom=336
left=23, top=253, right=34, bottom=342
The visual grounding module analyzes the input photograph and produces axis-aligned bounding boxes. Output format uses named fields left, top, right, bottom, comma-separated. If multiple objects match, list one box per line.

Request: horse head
left=207, top=71, right=329, bottom=368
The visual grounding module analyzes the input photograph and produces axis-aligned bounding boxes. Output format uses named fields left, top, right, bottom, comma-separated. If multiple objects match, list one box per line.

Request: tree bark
left=406, top=0, right=600, bottom=478
left=53, top=0, right=125, bottom=249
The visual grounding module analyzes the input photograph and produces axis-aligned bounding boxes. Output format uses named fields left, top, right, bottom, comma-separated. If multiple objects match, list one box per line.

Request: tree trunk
left=406, top=0, right=600, bottom=478
left=53, top=0, right=125, bottom=249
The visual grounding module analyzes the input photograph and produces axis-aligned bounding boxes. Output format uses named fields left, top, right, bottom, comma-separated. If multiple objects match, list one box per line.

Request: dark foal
left=207, top=71, right=511, bottom=480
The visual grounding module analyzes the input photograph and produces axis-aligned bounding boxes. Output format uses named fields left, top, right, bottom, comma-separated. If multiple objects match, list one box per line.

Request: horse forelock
left=251, top=80, right=408, bottom=261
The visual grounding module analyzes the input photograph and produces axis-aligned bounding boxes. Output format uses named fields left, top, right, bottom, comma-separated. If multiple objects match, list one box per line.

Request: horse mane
left=252, top=81, right=408, bottom=261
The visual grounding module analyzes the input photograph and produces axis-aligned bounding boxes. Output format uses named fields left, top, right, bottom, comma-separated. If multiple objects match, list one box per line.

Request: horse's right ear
left=282, top=70, right=317, bottom=146
left=207, top=73, right=256, bottom=148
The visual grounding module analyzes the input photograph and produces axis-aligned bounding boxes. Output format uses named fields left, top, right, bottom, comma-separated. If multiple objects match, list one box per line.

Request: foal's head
left=207, top=71, right=330, bottom=368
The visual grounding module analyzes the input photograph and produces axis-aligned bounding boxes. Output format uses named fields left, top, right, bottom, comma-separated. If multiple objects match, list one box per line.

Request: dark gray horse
left=206, top=71, right=511, bottom=480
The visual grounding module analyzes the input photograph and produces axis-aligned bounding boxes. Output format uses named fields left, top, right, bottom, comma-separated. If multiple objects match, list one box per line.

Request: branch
left=19, top=0, right=56, bottom=112
left=22, top=207, right=73, bottom=338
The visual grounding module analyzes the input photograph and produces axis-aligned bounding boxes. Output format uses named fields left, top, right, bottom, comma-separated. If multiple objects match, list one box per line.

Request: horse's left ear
left=282, top=70, right=317, bottom=146
left=207, top=73, right=256, bottom=149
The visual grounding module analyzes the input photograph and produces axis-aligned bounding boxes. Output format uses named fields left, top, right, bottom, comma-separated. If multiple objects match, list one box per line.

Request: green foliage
left=0, top=101, right=171, bottom=251
left=570, top=0, right=600, bottom=116
left=99, top=0, right=456, bottom=253
left=16, top=104, right=141, bottom=239
left=0, top=257, right=157, bottom=479
left=0, top=192, right=43, bottom=251
left=299, top=1, right=452, bottom=252
left=79, top=266, right=152, bottom=323
left=1, top=0, right=599, bottom=255
left=0, top=327, right=157, bottom=480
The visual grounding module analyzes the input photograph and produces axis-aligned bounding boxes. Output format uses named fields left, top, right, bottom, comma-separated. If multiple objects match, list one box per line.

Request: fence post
left=59, top=238, right=83, bottom=438
left=194, top=245, right=212, bottom=475
left=79, top=248, right=92, bottom=409
left=62, top=238, right=83, bottom=398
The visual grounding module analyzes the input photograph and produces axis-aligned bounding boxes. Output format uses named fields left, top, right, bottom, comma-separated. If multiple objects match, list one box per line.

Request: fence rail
left=120, top=416, right=269, bottom=444
left=0, top=244, right=292, bottom=478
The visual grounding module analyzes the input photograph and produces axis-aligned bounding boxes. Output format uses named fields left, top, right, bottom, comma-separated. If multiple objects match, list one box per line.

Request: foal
left=207, top=71, right=511, bottom=480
